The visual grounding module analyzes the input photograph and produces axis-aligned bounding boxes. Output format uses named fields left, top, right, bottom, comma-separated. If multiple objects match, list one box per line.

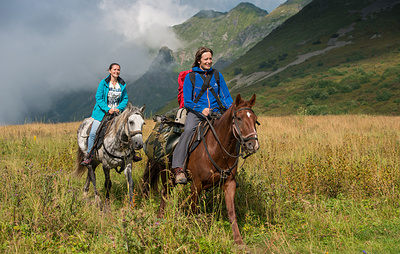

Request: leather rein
left=202, top=107, right=259, bottom=179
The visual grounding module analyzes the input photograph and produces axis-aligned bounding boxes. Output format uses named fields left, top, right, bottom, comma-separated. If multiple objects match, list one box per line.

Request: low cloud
left=0, top=0, right=284, bottom=125
left=0, top=0, right=188, bottom=124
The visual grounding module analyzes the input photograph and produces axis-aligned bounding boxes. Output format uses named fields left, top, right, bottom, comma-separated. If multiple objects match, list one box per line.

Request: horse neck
left=209, top=107, right=237, bottom=154
left=106, top=114, right=128, bottom=150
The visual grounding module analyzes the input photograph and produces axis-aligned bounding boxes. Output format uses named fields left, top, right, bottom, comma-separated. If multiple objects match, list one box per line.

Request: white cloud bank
left=0, top=0, right=285, bottom=125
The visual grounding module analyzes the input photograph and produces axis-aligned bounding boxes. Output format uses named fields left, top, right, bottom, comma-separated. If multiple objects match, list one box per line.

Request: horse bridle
left=121, top=112, right=143, bottom=145
left=232, top=107, right=259, bottom=152
left=103, top=112, right=143, bottom=162
left=203, top=107, right=259, bottom=179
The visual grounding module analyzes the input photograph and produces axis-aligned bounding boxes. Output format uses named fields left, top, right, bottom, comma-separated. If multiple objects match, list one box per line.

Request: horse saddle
left=84, top=114, right=116, bottom=154
left=188, top=118, right=214, bottom=154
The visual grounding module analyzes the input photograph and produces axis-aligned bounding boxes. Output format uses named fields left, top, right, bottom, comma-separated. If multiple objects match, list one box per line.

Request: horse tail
left=74, top=147, right=87, bottom=177
left=142, top=159, right=162, bottom=197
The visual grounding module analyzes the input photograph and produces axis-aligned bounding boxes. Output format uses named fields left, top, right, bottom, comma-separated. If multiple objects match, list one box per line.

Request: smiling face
left=198, top=52, right=213, bottom=71
left=109, top=64, right=121, bottom=79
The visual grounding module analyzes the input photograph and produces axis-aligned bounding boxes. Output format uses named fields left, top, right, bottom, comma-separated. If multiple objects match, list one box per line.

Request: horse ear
left=140, top=104, right=146, bottom=113
left=248, top=94, right=256, bottom=108
left=126, top=101, right=133, bottom=110
left=234, top=93, right=243, bottom=107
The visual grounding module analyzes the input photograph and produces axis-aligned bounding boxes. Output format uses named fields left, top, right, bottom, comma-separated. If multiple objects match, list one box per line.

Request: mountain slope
left=173, top=1, right=311, bottom=70
left=222, top=0, right=400, bottom=115
left=126, top=1, right=311, bottom=117
left=126, top=47, right=177, bottom=116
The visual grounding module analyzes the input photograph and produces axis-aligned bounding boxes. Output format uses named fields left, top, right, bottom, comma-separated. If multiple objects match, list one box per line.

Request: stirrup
left=133, top=153, right=142, bottom=162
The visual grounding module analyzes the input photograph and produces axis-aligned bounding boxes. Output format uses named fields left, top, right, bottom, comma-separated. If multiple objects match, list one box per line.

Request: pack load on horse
left=142, top=93, right=259, bottom=244
left=74, top=102, right=145, bottom=207
left=144, top=67, right=222, bottom=166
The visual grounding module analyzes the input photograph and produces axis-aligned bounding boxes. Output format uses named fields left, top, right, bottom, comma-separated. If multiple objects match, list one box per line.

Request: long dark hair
left=191, top=47, right=213, bottom=68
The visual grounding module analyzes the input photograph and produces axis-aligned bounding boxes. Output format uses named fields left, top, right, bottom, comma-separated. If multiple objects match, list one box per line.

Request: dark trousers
left=172, top=111, right=204, bottom=169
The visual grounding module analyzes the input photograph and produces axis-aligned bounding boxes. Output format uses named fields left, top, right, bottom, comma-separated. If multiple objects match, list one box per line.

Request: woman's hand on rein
left=108, top=108, right=120, bottom=114
left=202, top=108, right=210, bottom=116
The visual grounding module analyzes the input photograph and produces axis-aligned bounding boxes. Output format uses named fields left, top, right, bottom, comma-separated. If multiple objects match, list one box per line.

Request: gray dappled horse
left=74, top=102, right=145, bottom=207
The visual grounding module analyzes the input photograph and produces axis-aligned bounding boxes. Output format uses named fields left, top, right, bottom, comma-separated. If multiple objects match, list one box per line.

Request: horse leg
left=83, top=172, right=91, bottom=200
left=158, top=168, right=169, bottom=218
left=124, top=162, right=134, bottom=203
left=103, top=166, right=112, bottom=201
left=190, top=180, right=202, bottom=214
left=224, top=179, right=244, bottom=245
left=87, top=162, right=102, bottom=207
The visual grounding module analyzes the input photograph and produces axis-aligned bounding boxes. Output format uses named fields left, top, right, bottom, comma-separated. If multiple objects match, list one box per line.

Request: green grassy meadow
left=1, top=115, right=400, bottom=253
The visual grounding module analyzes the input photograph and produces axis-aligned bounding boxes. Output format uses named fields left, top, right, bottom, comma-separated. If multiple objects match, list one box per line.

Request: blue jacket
left=91, top=75, right=128, bottom=121
left=183, top=67, right=233, bottom=113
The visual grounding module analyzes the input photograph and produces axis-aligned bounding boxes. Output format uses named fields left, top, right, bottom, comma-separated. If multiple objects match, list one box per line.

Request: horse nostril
left=136, top=141, right=143, bottom=148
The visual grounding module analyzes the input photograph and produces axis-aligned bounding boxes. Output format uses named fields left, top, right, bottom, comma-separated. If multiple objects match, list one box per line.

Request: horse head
left=116, top=102, right=146, bottom=150
left=231, top=93, right=259, bottom=154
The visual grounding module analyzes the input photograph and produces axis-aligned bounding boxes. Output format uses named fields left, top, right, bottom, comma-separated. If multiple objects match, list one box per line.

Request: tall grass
left=1, top=115, right=399, bottom=253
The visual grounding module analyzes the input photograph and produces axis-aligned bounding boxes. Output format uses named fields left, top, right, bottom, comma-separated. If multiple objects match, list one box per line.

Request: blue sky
left=0, top=0, right=286, bottom=124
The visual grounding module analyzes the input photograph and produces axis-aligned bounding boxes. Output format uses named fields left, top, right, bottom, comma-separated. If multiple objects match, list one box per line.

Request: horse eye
left=237, top=117, right=242, bottom=121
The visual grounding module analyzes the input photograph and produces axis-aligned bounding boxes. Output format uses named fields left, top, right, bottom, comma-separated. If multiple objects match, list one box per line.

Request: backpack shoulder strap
left=213, top=69, right=220, bottom=86
left=193, top=70, right=214, bottom=103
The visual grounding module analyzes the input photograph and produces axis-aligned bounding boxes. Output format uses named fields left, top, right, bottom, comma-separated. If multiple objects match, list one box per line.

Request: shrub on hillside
left=328, top=68, right=345, bottom=76
left=376, top=90, right=392, bottom=101
left=234, top=67, right=242, bottom=75
left=307, top=105, right=329, bottom=115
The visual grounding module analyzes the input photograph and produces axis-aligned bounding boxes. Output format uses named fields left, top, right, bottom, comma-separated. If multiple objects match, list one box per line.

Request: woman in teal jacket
left=81, top=63, right=129, bottom=166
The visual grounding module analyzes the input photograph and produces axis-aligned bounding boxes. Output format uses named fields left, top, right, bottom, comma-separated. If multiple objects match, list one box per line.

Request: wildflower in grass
left=34, top=136, right=37, bottom=141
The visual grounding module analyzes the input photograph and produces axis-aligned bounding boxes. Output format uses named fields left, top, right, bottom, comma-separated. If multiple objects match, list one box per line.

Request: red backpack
left=177, top=69, right=220, bottom=108
left=177, top=70, right=192, bottom=108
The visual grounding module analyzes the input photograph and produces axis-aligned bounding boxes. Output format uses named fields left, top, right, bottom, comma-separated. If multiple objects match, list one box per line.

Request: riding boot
left=81, top=153, right=93, bottom=166
left=174, top=167, right=187, bottom=184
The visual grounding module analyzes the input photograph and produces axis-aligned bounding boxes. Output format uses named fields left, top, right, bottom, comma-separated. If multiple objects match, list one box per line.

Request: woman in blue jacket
left=172, top=47, right=233, bottom=184
left=81, top=63, right=130, bottom=166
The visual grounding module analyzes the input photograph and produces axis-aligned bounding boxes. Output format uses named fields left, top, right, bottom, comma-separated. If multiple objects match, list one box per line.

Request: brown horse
left=142, top=94, right=259, bottom=244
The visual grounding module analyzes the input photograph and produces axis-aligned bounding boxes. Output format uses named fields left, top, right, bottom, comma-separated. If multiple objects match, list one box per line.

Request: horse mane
left=213, top=94, right=253, bottom=130
left=107, top=102, right=141, bottom=135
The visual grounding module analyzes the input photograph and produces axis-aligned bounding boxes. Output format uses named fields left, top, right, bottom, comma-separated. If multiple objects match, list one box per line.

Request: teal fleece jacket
left=91, top=75, right=128, bottom=121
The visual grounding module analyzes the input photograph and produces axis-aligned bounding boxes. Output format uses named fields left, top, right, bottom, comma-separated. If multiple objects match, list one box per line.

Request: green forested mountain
left=35, top=0, right=400, bottom=123
left=173, top=1, right=312, bottom=70
left=126, top=1, right=311, bottom=118
left=223, top=0, right=400, bottom=115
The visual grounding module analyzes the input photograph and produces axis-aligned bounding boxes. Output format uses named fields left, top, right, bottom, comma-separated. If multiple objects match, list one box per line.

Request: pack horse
left=74, top=102, right=145, bottom=206
left=143, top=94, right=259, bottom=244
